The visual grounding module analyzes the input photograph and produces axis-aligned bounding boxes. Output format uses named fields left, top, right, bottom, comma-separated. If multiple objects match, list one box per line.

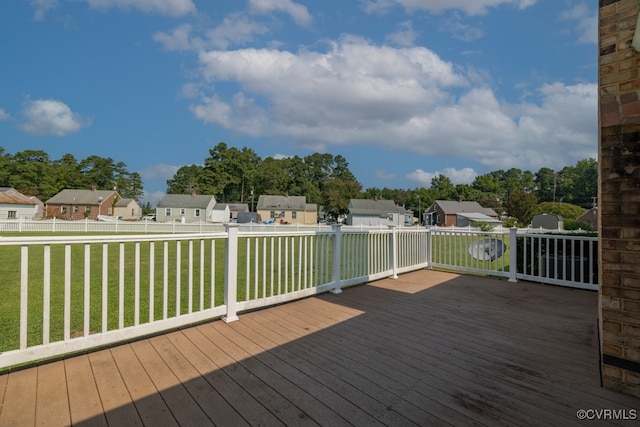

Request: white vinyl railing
left=0, top=224, right=596, bottom=370
left=429, top=227, right=598, bottom=291
left=0, top=224, right=428, bottom=369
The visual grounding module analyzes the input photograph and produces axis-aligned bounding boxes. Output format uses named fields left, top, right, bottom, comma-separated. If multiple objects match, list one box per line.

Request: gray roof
left=157, top=194, right=216, bottom=209
left=431, top=200, right=498, bottom=217
left=457, top=212, right=502, bottom=223
left=348, top=199, right=409, bottom=215
left=257, top=195, right=308, bottom=210
left=46, top=189, right=118, bottom=205
left=115, top=198, right=136, bottom=207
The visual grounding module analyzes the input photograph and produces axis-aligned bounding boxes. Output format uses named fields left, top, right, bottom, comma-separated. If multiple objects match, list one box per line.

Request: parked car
left=141, top=214, right=156, bottom=221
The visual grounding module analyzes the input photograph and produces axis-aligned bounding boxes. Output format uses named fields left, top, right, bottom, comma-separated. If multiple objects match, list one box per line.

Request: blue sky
left=0, top=0, right=597, bottom=205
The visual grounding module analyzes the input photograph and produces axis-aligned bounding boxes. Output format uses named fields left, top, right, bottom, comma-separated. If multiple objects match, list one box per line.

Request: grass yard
left=430, top=233, right=512, bottom=273
left=0, top=232, right=335, bottom=353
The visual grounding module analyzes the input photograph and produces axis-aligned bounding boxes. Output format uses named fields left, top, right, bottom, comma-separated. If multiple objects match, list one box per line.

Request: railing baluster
left=176, top=240, right=181, bottom=316
left=43, top=244, right=50, bottom=345
left=65, top=244, right=72, bottom=340
left=119, top=243, right=125, bottom=329
left=163, top=240, right=168, bottom=320
left=149, top=241, right=155, bottom=323
left=20, top=245, right=28, bottom=350
left=200, top=239, right=204, bottom=311
left=134, top=242, right=141, bottom=325
left=84, top=243, right=91, bottom=336
left=101, top=243, right=108, bottom=333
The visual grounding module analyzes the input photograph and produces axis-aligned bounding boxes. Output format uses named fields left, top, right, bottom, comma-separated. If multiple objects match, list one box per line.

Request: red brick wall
left=599, top=0, right=640, bottom=398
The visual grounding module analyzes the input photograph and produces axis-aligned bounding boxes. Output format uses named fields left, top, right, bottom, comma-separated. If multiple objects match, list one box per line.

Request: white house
left=346, top=199, right=412, bottom=227
left=156, top=193, right=216, bottom=223
left=0, top=188, right=44, bottom=220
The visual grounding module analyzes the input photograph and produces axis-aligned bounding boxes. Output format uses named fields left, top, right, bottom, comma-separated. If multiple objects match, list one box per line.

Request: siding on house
left=425, top=200, right=498, bottom=227
left=45, top=189, right=119, bottom=220
left=256, top=195, right=317, bottom=224
left=156, top=194, right=216, bottom=223
left=0, top=188, right=43, bottom=219
left=347, top=199, right=412, bottom=226
left=114, top=198, right=142, bottom=220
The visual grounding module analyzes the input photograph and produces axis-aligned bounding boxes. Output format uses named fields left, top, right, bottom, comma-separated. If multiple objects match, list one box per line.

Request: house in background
left=256, top=195, right=317, bottom=225
left=210, top=203, right=231, bottom=223
left=0, top=187, right=44, bottom=220
left=213, top=203, right=249, bottom=223
left=577, top=206, right=597, bottom=229
left=425, top=200, right=499, bottom=227
left=45, top=188, right=120, bottom=220
left=113, top=198, right=142, bottom=221
left=156, top=193, right=216, bottom=223
left=346, top=199, right=412, bottom=227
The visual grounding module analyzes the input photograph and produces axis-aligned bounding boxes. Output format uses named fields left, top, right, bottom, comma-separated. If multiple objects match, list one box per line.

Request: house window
left=180, top=208, right=186, bottom=216
left=61, top=205, right=67, bottom=214
left=8, top=211, right=16, bottom=219
left=85, top=206, right=91, bottom=213
left=165, top=208, right=171, bottom=216
left=73, top=205, right=79, bottom=213
left=292, top=211, right=297, bottom=219
left=270, top=210, right=275, bottom=219
left=194, top=209, right=201, bottom=217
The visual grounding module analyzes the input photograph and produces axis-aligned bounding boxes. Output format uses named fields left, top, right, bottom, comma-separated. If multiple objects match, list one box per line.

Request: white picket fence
left=0, top=224, right=595, bottom=370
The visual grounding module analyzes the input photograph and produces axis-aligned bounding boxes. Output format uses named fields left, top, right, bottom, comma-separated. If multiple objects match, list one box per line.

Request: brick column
left=599, top=0, right=640, bottom=398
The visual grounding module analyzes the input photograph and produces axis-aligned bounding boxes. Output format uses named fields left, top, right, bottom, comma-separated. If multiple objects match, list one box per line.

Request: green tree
left=534, top=167, right=557, bottom=202
left=430, top=174, right=455, bottom=200
left=504, top=190, right=537, bottom=225
left=532, top=202, right=586, bottom=220
left=323, top=178, right=362, bottom=219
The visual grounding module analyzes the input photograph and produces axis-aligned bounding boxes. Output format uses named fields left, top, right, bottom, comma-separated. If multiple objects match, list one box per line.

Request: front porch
left=1, top=270, right=637, bottom=426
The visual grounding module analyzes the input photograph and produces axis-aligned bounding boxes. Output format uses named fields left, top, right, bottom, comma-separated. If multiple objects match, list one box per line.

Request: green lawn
left=0, top=232, right=335, bottom=353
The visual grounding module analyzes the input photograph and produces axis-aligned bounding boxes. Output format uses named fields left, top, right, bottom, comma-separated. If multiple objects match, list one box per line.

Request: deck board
left=0, top=270, right=639, bottom=426
left=35, top=361, right=71, bottom=427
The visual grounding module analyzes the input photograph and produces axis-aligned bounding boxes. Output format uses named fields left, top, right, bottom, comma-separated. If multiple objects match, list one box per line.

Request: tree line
left=0, top=144, right=598, bottom=226
left=0, top=147, right=143, bottom=201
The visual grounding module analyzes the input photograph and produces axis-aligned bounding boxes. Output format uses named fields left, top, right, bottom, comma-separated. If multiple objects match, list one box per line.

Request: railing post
left=223, top=223, right=240, bottom=322
left=389, top=225, right=398, bottom=279
left=509, top=227, right=518, bottom=283
left=330, top=223, right=343, bottom=294
left=426, top=228, right=432, bottom=270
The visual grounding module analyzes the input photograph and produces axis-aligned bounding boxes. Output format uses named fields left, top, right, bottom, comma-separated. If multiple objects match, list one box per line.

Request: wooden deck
left=0, top=270, right=638, bottom=426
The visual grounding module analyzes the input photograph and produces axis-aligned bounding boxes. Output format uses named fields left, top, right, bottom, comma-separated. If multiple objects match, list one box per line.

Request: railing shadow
left=11, top=270, right=635, bottom=426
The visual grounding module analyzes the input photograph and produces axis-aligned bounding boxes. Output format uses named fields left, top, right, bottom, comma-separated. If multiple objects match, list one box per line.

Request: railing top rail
left=0, top=232, right=228, bottom=246
left=516, top=232, right=598, bottom=241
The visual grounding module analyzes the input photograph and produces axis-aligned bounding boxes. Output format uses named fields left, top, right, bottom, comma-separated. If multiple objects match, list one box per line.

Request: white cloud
left=362, top=0, right=536, bottom=16
left=248, top=0, right=313, bottom=26
left=32, top=0, right=195, bottom=20
left=30, top=0, right=58, bottom=21
left=0, top=108, right=9, bottom=121
left=20, top=99, right=89, bottom=136
left=561, top=3, right=597, bottom=44
left=386, top=21, right=419, bottom=46
left=206, top=14, right=270, bottom=49
left=139, top=163, right=180, bottom=180
left=154, top=24, right=202, bottom=51
left=188, top=37, right=596, bottom=173
left=154, top=15, right=270, bottom=52
left=407, top=167, right=477, bottom=186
